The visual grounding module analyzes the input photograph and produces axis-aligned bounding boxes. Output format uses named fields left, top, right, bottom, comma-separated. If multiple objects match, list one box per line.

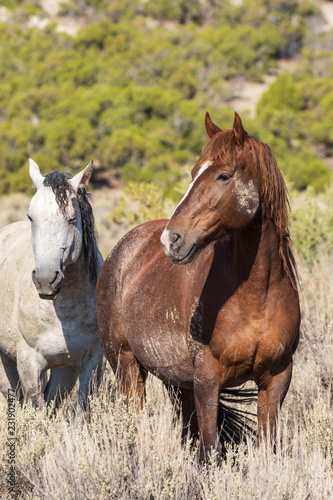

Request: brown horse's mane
left=200, top=129, right=298, bottom=288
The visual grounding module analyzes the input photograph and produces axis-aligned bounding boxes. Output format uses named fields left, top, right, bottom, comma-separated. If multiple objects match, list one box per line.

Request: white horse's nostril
left=50, top=271, right=61, bottom=286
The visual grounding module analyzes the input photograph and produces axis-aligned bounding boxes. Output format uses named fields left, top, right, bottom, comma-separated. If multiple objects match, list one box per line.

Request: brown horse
left=96, top=112, right=300, bottom=459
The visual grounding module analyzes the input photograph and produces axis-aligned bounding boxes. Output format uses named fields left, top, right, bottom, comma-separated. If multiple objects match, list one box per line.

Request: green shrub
left=258, top=72, right=305, bottom=113
left=256, top=72, right=332, bottom=192
left=0, top=0, right=330, bottom=195
left=280, top=154, right=331, bottom=192
left=290, top=187, right=333, bottom=266
left=109, top=182, right=173, bottom=225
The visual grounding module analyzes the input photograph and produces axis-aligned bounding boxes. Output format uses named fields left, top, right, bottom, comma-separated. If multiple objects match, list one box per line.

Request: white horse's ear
left=70, top=161, right=93, bottom=190
left=29, top=158, right=44, bottom=190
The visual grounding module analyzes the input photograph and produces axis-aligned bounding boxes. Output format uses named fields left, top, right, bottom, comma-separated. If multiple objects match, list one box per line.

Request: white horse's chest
left=17, top=279, right=98, bottom=364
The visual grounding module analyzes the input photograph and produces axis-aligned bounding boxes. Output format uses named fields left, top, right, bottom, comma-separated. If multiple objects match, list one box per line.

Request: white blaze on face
left=171, top=160, right=213, bottom=217
left=233, top=178, right=259, bottom=216
left=160, top=161, right=213, bottom=252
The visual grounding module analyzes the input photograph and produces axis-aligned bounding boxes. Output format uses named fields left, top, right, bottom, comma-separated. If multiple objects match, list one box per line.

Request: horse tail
left=165, top=384, right=257, bottom=448
left=218, top=387, right=257, bottom=448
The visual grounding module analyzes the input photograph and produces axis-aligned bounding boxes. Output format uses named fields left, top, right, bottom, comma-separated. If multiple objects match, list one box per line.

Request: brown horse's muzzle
left=160, top=228, right=198, bottom=264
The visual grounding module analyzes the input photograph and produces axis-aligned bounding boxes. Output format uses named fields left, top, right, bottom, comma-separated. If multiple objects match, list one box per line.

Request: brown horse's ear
left=205, top=111, right=222, bottom=138
left=233, top=111, right=245, bottom=146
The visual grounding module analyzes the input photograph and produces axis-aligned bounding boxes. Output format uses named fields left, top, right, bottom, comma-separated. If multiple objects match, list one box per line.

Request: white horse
left=0, top=159, right=104, bottom=411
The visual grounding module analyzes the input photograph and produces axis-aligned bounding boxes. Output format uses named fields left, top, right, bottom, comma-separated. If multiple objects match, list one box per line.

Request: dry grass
left=0, top=190, right=332, bottom=499
left=0, top=254, right=332, bottom=499
left=0, top=193, right=31, bottom=228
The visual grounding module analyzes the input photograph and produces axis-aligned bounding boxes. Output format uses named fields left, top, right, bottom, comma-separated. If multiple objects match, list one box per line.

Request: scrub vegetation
left=0, top=0, right=332, bottom=196
left=0, top=1, right=332, bottom=498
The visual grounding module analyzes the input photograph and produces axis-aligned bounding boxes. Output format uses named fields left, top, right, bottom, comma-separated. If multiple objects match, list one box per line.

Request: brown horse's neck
left=233, top=213, right=283, bottom=295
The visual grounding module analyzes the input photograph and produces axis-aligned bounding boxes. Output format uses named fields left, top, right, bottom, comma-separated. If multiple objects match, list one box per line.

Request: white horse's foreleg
left=0, top=351, right=20, bottom=399
left=16, top=340, right=48, bottom=407
left=76, top=345, right=105, bottom=413
left=44, top=366, right=78, bottom=407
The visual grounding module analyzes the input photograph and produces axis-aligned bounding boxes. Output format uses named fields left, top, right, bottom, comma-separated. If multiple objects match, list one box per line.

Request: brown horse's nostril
left=171, top=232, right=183, bottom=250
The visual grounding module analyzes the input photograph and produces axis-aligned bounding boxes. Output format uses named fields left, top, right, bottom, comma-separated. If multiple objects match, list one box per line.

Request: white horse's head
left=28, top=159, right=94, bottom=299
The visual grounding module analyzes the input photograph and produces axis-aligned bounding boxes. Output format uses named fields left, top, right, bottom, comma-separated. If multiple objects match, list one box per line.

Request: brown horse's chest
left=187, top=292, right=296, bottom=384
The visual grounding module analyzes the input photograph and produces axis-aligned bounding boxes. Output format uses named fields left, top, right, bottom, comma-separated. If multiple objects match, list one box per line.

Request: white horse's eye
left=68, top=208, right=78, bottom=224
left=27, top=214, right=33, bottom=222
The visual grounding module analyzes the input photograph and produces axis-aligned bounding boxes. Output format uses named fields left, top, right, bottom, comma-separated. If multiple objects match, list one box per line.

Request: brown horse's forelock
left=200, top=130, right=298, bottom=287
left=43, top=170, right=99, bottom=286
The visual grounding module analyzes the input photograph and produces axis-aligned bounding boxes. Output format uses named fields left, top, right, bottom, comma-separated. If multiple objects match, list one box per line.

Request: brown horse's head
left=161, top=112, right=263, bottom=264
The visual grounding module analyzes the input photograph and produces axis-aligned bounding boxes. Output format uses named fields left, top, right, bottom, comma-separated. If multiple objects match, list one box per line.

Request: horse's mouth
left=38, top=292, right=59, bottom=300
left=35, top=277, right=63, bottom=300
left=172, top=244, right=198, bottom=265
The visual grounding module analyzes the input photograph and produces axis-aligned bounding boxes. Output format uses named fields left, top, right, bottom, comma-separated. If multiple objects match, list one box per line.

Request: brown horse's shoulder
left=97, top=219, right=169, bottom=294
left=103, top=219, right=166, bottom=260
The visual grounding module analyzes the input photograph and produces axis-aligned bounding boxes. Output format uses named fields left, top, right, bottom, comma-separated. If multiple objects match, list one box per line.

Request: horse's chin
left=172, top=243, right=198, bottom=265
left=38, top=292, right=60, bottom=300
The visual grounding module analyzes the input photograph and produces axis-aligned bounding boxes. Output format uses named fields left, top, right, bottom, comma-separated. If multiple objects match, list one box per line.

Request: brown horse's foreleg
left=180, top=388, right=199, bottom=443
left=257, top=360, right=293, bottom=445
left=164, top=385, right=199, bottom=444
left=193, top=355, right=220, bottom=461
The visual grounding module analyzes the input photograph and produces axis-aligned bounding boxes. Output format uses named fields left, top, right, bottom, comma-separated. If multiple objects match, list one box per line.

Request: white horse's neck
left=61, top=250, right=93, bottom=296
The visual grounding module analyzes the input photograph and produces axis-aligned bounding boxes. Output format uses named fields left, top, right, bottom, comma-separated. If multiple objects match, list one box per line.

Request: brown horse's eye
left=217, top=173, right=231, bottom=182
